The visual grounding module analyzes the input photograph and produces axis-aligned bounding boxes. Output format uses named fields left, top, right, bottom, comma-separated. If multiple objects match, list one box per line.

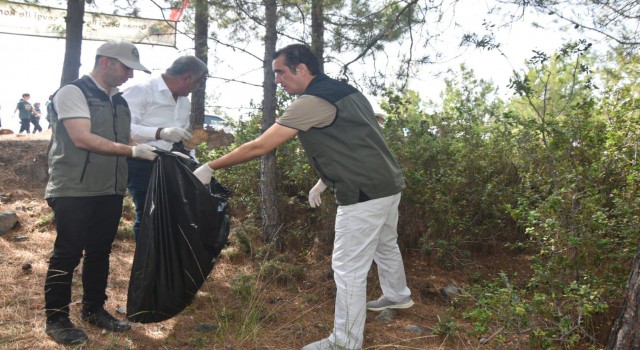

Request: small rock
left=0, top=210, right=18, bottom=234
left=195, top=323, right=218, bottom=332
left=116, top=305, right=127, bottom=314
left=21, top=263, right=32, bottom=271
left=12, top=235, right=28, bottom=242
left=480, top=337, right=489, bottom=345
left=405, top=325, right=423, bottom=334
left=375, top=309, right=396, bottom=322
left=440, top=285, right=463, bottom=299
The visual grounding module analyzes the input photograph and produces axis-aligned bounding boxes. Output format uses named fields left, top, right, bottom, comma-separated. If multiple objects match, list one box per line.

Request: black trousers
left=19, top=118, right=30, bottom=133
left=127, top=158, right=153, bottom=242
left=44, top=195, right=123, bottom=321
left=31, top=117, right=43, bottom=133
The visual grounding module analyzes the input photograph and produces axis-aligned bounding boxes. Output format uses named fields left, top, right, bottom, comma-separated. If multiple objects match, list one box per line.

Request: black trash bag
left=126, top=150, right=230, bottom=323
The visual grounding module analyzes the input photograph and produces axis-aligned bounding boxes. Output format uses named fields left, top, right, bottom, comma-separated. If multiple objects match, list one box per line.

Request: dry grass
left=0, top=132, right=521, bottom=350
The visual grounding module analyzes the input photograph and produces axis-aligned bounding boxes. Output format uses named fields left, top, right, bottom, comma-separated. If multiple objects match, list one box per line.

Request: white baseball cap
left=96, top=41, right=150, bottom=74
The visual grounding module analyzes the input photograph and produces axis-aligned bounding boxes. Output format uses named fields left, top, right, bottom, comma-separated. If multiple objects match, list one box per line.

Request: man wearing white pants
left=193, top=44, right=413, bottom=350
left=330, top=192, right=412, bottom=348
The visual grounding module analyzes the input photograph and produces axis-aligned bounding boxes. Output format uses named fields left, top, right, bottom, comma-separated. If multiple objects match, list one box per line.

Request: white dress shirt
left=122, top=75, right=191, bottom=151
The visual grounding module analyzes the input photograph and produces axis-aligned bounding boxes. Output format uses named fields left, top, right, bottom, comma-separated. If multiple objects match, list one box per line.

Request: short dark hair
left=273, top=44, right=320, bottom=75
left=22, top=93, right=30, bottom=98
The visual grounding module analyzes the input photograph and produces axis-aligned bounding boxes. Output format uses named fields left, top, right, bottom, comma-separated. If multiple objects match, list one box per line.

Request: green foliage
left=197, top=39, right=640, bottom=349
left=229, top=273, right=254, bottom=300
left=375, top=44, right=639, bottom=348
left=197, top=107, right=263, bottom=217
left=380, top=66, right=519, bottom=252
left=463, top=273, right=530, bottom=338
left=34, top=212, right=54, bottom=230
left=433, top=313, right=461, bottom=338
left=258, top=258, right=305, bottom=286
left=463, top=273, right=607, bottom=349
left=528, top=282, right=607, bottom=349
left=506, top=42, right=640, bottom=291
left=227, top=272, right=269, bottom=342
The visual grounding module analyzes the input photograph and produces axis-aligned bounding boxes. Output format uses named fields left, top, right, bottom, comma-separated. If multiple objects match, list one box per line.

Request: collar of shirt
left=87, top=73, right=119, bottom=97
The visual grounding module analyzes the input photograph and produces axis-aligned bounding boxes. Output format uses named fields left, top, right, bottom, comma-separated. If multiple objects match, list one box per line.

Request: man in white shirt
left=122, top=56, right=208, bottom=241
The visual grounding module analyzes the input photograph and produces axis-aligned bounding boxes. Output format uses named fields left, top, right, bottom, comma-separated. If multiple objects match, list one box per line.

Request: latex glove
left=131, top=144, right=157, bottom=161
left=159, top=127, right=192, bottom=143
left=308, top=179, right=327, bottom=208
left=193, top=163, right=214, bottom=184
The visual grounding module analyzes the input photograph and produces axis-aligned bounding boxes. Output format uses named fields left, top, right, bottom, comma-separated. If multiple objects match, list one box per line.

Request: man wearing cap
left=122, top=55, right=208, bottom=241
left=43, top=40, right=156, bottom=345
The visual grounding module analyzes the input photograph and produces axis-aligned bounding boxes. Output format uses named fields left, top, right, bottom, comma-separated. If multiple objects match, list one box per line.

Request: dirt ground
left=0, top=130, right=532, bottom=350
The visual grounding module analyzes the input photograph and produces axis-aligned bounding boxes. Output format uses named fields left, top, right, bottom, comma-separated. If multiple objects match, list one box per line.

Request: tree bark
left=191, top=0, right=208, bottom=128
left=311, top=0, right=325, bottom=73
left=260, top=0, right=282, bottom=248
left=60, top=0, right=84, bottom=85
left=606, top=244, right=640, bottom=350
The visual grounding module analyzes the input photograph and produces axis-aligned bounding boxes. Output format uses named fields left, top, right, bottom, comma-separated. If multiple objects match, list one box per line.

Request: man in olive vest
left=44, top=41, right=157, bottom=345
left=193, top=44, right=413, bottom=350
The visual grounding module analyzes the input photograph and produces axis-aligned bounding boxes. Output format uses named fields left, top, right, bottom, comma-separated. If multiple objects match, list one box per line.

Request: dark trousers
left=127, top=158, right=153, bottom=242
left=19, top=118, right=30, bottom=133
left=31, top=117, right=43, bottom=133
left=44, top=195, right=124, bottom=321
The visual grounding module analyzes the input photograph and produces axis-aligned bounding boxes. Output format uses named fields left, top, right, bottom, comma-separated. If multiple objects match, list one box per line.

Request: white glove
left=308, top=179, right=327, bottom=208
left=159, top=127, right=192, bottom=143
left=193, top=163, right=214, bottom=184
left=131, top=144, right=157, bottom=161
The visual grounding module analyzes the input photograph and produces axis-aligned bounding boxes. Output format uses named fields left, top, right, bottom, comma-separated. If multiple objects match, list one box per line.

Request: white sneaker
left=366, top=296, right=414, bottom=311
left=301, top=338, right=348, bottom=350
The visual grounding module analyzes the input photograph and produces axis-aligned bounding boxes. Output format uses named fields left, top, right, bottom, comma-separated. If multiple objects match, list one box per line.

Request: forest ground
left=0, top=131, right=534, bottom=350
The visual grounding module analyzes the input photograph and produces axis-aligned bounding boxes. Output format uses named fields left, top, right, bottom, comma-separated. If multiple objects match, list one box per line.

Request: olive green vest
left=298, top=74, right=405, bottom=205
left=45, top=76, right=131, bottom=198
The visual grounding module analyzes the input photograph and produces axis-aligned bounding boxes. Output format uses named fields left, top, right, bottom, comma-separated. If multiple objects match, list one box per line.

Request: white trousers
left=328, top=192, right=411, bottom=349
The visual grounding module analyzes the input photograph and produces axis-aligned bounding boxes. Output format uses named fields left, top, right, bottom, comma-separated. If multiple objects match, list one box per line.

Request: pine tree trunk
left=606, top=245, right=640, bottom=349
left=311, top=0, right=324, bottom=73
left=60, top=0, right=84, bottom=85
left=260, top=0, right=282, bottom=248
left=191, top=0, right=208, bottom=128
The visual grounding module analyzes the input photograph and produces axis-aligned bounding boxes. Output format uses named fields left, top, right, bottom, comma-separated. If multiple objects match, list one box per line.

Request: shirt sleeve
left=276, top=95, right=336, bottom=131
left=122, top=85, right=158, bottom=142
left=53, top=85, right=90, bottom=120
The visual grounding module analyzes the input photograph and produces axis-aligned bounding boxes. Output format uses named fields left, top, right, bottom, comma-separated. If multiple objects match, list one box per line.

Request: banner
left=0, top=1, right=176, bottom=47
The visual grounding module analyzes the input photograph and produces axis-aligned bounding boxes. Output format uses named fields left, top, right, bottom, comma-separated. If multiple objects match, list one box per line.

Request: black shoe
left=45, top=316, right=88, bottom=345
left=82, top=309, right=131, bottom=332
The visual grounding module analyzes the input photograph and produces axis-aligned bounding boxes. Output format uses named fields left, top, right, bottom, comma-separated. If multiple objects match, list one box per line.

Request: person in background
left=192, top=44, right=413, bottom=350
left=43, top=40, right=157, bottom=345
left=31, top=102, right=43, bottom=133
left=14, top=93, right=32, bottom=134
left=45, top=95, right=54, bottom=129
left=122, top=55, right=208, bottom=241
